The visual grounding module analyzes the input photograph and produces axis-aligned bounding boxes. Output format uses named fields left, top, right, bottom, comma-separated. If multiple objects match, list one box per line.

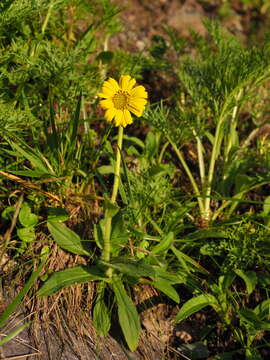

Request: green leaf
left=48, top=221, right=91, bottom=256
left=104, top=198, right=119, bottom=217
left=172, top=245, right=209, bottom=274
left=17, top=227, right=35, bottom=242
left=47, top=207, right=69, bottom=222
left=153, top=281, right=180, bottom=303
left=239, top=307, right=270, bottom=331
left=112, top=279, right=141, bottom=351
left=19, top=203, right=38, bottom=227
left=174, top=294, right=218, bottom=324
left=152, top=232, right=174, bottom=255
left=111, top=213, right=129, bottom=255
left=263, top=196, right=270, bottom=217
left=93, top=287, right=111, bottom=336
left=234, top=269, right=257, bottom=295
left=0, top=322, right=31, bottom=345
left=94, top=219, right=104, bottom=249
left=102, top=258, right=156, bottom=279
left=9, top=141, right=51, bottom=175
left=37, top=265, right=108, bottom=296
left=254, top=299, right=270, bottom=320
left=154, top=267, right=187, bottom=284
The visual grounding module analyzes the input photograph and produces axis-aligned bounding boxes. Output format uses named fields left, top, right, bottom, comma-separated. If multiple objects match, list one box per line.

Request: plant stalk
left=102, top=126, right=124, bottom=277
left=167, top=135, right=205, bottom=217
left=204, top=118, right=224, bottom=221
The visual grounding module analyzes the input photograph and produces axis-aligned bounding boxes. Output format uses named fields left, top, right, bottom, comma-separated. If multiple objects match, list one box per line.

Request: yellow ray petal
left=107, top=77, right=120, bottom=91
left=100, top=99, right=113, bottom=109
left=131, top=85, right=148, bottom=99
left=104, top=108, right=116, bottom=122
left=127, top=104, right=143, bottom=117
left=119, top=75, right=131, bottom=91
left=114, top=109, right=124, bottom=127
left=123, top=109, right=133, bottom=126
left=128, top=98, right=147, bottom=114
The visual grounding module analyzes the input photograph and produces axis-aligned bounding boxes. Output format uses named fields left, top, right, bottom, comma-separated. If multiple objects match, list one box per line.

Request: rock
left=167, top=0, right=208, bottom=37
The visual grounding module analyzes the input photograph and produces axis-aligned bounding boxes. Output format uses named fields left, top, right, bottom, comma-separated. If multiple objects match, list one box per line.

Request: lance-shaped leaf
left=37, top=265, right=108, bottom=296
left=174, top=294, right=218, bottom=324
left=112, top=279, right=141, bottom=351
left=48, top=221, right=91, bottom=256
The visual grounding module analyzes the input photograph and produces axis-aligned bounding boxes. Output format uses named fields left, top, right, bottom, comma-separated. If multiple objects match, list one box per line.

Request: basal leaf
left=112, top=279, right=141, bottom=351
left=93, top=294, right=111, bottom=336
left=37, top=265, right=108, bottom=296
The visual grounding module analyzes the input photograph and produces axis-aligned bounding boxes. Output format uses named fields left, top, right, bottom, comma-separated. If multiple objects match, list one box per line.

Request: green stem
left=204, top=118, right=224, bottom=221
left=111, top=126, right=124, bottom=203
left=41, top=0, right=54, bottom=35
left=193, top=129, right=205, bottom=187
left=102, top=126, right=124, bottom=276
left=167, top=135, right=205, bottom=217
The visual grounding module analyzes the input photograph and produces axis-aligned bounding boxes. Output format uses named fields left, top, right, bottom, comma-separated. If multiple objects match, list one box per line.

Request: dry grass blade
left=0, top=171, right=60, bottom=203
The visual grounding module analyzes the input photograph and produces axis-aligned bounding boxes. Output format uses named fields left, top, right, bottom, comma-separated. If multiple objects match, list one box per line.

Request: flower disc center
left=112, top=91, right=129, bottom=110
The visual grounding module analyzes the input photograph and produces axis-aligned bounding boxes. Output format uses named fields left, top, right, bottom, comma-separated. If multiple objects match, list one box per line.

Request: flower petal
left=100, top=99, right=114, bottom=109
left=130, top=85, right=148, bottom=99
left=98, top=92, right=111, bottom=99
left=104, top=108, right=116, bottom=122
left=119, top=75, right=131, bottom=91
left=114, top=109, right=124, bottom=127
left=107, top=77, right=120, bottom=91
left=127, top=104, right=143, bottom=117
left=123, top=109, right=133, bottom=127
left=128, top=98, right=147, bottom=116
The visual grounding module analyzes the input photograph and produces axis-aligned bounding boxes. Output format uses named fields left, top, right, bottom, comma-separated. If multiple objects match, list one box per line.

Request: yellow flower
left=98, top=75, right=148, bottom=127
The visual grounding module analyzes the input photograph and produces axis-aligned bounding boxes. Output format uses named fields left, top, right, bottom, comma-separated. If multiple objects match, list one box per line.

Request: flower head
left=98, top=75, right=148, bottom=127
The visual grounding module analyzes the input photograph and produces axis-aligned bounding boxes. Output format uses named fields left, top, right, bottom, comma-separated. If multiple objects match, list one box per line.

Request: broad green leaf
left=37, top=265, right=108, bottom=296
left=154, top=266, right=187, bottom=284
left=218, top=273, right=236, bottom=292
left=174, top=294, right=218, bottom=324
left=111, top=213, right=129, bottom=255
left=94, top=219, right=104, bottom=249
left=0, top=246, right=49, bottom=329
left=47, top=207, right=69, bottom=222
left=102, top=258, right=156, bottom=279
left=254, top=299, right=270, bottom=320
left=93, top=213, right=129, bottom=254
left=152, top=232, right=174, bottom=255
left=153, top=281, right=180, bottom=303
left=234, top=269, right=257, bottom=295
left=239, top=308, right=270, bottom=331
left=48, top=221, right=90, bottom=256
left=104, top=199, right=119, bottom=217
left=112, top=280, right=141, bottom=351
left=17, top=227, right=35, bottom=242
left=93, top=295, right=111, bottom=336
left=19, top=203, right=38, bottom=227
